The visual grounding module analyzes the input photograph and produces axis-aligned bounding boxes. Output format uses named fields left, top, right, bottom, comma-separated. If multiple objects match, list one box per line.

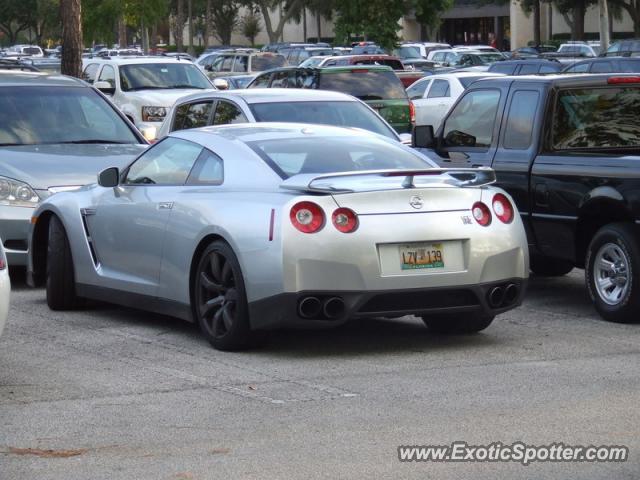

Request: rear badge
left=461, top=215, right=472, bottom=225
left=409, top=195, right=423, bottom=209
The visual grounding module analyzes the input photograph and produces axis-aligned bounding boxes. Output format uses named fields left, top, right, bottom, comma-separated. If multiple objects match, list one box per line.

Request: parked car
left=0, top=71, right=147, bottom=266
left=399, top=42, right=451, bottom=59
left=562, top=57, right=640, bottom=73
left=557, top=42, right=600, bottom=57
left=29, top=123, right=528, bottom=350
left=4, top=45, right=44, bottom=58
left=392, top=45, right=423, bottom=61
left=351, top=43, right=386, bottom=55
left=414, top=73, right=640, bottom=323
left=454, top=45, right=501, bottom=53
left=280, top=46, right=334, bottom=65
left=247, top=66, right=413, bottom=133
left=428, top=49, right=501, bottom=68
left=156, top=89, right=405, bottom=144
left=604, top=39, right=640, bottom=57
left=510, top=45, right=557, bottom=59
left=81, top=57, right=214, bottom=131
left=0, top=58, right=39, bottom=72
left=204, top=50, right=287, bottom=79
left=0, top=241, right=9, bottom=338
left=299, top=56, right=331, bottom=68
left=488, top=59, right=562, bottom=75
left=213, top=74, right=256, bottom=90
left=316, top=55, right=425, bottom=87
left=407, top=72, right=504, bottom=130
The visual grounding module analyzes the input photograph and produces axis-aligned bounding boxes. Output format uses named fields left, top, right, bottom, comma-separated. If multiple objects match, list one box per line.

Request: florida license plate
left=399, top=243, right=445, bottom=270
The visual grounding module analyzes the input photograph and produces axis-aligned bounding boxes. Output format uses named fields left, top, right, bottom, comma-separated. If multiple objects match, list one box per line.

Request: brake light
left=290, top=201, right=325, bottom=233
left=332, top=208, right=358, bottom=233
left=607, top=76, right=640, bottom=84
left=0, top=258, right=5, bottom=270
left=352, top=69, right=369, bottom=73
left=472, top=202, right=492, bottom=226
left=409, top=101, right=416, bottom=124
left=492, top=193, right=514, bottom=224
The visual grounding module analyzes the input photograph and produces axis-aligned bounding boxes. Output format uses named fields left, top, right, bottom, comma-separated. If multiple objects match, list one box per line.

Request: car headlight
left=141, top=106, right=167, bottom=122
left=0, top=176, right=40, bottom=207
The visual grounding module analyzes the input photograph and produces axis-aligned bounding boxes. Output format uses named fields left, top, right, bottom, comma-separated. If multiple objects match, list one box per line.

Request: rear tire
left=193, top=241, right=254, bottom=351
left=530, top=255, right=574, bottom=277
left=46, top=215, right=78, bottom=310
left=421, top=313, right=495, bottom=334
left=586, top=223, right=640, bottom=323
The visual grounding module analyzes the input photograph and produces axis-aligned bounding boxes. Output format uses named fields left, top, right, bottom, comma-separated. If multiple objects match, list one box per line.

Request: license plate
left=399, top=243, right=444, bottom=270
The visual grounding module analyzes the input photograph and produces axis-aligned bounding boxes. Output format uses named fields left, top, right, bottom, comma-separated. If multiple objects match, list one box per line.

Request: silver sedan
left=28, top=124, right=529, bottom=350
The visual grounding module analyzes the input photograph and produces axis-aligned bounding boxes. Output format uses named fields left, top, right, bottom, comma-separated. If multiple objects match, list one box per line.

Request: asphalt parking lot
left=1, top=269, right=639, bottom=480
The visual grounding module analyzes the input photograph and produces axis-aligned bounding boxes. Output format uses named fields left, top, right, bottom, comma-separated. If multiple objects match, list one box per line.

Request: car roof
left=497, top=59, right=560, bottom=65
left=87, top=57, right=192, bottom=65
left=173, top=122, right=382, bottom=145
left=174, top=88, right=359, bottom=105
left=473, top=73, right=640, bottom=87
left=0, top=70, right=86, bottom=87
left=426, top=71, right=505, bottom=79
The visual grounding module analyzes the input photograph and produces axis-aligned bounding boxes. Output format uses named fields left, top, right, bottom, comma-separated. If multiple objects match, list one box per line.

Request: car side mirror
left=94, top=80, right=115, bottom=95
left=98, top=167, right=120, bottom=187
left=412, top=125, right=436, bottom=149
left=205, top=64, right=213, bottom=71
left=213, top=78, right=229, bottom=90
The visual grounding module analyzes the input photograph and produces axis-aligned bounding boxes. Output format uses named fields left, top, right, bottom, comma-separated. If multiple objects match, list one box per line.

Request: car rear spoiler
left=280, top=167, right=496, bottom=194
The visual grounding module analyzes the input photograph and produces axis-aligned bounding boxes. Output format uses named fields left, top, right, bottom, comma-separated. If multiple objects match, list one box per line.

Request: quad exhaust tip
left=487, top=283, right=520, bottom=309
left=298, top=297, right=322, bottom=319
left=488, top=286, right=505, bottom=308
left=323, top=297, right=345, bottom=319
left=504, top=283, right=518, bottom=304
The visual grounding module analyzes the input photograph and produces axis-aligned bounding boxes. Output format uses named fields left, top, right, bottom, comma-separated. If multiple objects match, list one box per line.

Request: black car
left=563, top=57, right=640, bottom=73
left=488, top=59, right=562, bottom=75
left=511, top=45, right=557, bottom=59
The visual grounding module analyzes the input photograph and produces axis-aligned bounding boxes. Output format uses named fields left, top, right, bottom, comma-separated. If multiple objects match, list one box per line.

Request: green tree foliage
left=0, top=0, right=37, bottom=44
left=414, top=0, right=453, bottom=32
left=210, top=0, right=240, bottom=45
left=240, top=8, right=262, bottom=45
left=248, top=0, right=306, bottom=43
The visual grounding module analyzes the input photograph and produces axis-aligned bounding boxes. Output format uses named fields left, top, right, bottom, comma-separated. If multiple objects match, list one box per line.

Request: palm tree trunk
left=60, top=0, right=83, bottom=78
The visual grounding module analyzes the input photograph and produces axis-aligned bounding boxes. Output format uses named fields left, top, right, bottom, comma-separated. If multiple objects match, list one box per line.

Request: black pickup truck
left=414, top=74, right=640, bottom=323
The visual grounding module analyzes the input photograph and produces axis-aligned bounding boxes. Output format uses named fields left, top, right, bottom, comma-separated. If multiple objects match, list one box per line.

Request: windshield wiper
left=0, top=143, right=22, bottom=147
left=46, top=140, right=129, bottom=145
left=170, top=84, right=205, bottom=89
left=359, top=95, right=384, bottom=101
left=125, top=86, right=167, bottom=91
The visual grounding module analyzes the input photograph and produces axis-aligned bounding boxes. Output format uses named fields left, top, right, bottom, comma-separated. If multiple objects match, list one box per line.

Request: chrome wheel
left=197, top=250, right=237, bottom=339
left=594, top=243, right=630, bottom=306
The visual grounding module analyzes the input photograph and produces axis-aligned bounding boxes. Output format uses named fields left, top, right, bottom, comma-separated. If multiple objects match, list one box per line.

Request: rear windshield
left=553, top=87, right=640, bottom=150
left=489, top=64, right=516, bottom=74
left=252, top=55, right=287, bottom=71
left=319, top=70, right=407, bottom=100
left=353, top=58, right=404, bottom=70
left=249, top=101, right=397, bottom=139
left=248, top=136, right=428, bottom=178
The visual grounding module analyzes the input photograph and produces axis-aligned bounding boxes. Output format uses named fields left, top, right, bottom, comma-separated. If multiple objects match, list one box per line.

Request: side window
left=82, top=63, right=99, bottom=84
left=187, top=149, right=224, bottom=185
left=124, top=137, right=202, bottom=185
left=406, top=79, right=430, bottom=100
left=235, top=55, right=248, bottom=73
left=442, top=89, right=501, bottom=149
left=539, top=65, right=559, bottom=73
left=428, top=80, right=450, bottom=98
left=172, top=101, right=214, bottom=132
left=98, top=65, right=116, bottom=87
left=591, top=62, right=613, bottom=73
left=566, top=63, right=589, bottom=73
left=271, top=71, right=290, bottom=88
left=519, top=64, right=539, bottom=75
left=212, top=101, right=247, bottom=125
left=220, top=56, right=234, bottom=72
left=210, top=56, right=225, bottom=71
left=620, top=60, right=640, bottom=72
left=503, top=90, right=539, bottom=149
left=295, top=70, right=315, bottom=88
left=250, top=73, right=271, bottom=88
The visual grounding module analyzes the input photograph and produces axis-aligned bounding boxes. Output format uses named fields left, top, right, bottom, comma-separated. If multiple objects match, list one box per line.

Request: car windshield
left=248, top=136, right=428, bottom=178
left=318, top=70, right=407, bottom=100
left=553, top=87, right=640, bottom=150
left=119, top=63, right=211, bottom=91
left=0, top=86, right=140, bottom=146
left=249, top=101, right=397, bottom=139
left=394, top=46, right=422, bottom=59
left=251, top=55, right=287, bottom=71
left=477, top=53, right=504, bottom=64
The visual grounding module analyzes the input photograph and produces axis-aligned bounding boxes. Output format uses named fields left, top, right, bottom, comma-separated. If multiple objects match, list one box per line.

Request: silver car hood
left=0, top=144, right=146, bottom=190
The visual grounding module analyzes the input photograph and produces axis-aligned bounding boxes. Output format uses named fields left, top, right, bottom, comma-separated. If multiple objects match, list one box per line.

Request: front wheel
left=193, top=241, right=253, bottom=351
left=586, top=223, right=640, bottom=323
left=421, top=313, right=495, bottom=334
left=46, top=215, right=78, bottom=310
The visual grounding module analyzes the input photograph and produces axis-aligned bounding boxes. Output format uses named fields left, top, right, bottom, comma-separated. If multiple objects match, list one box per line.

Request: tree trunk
left=176, top=0, right=185, bottom=51
left=151, top=23, right=158, bottom=50
left=118, top=16, right=127, bottom=48
left=598, top=0, right=610, bottom=50
left=572, top=3, right=586, bottom=40
left=204, top=0, right=212, bottom=48
left=302, top=7, right=307, bottom=42
left=187, top=0, right=194, bottom=55
left=60, top=0, right=83, bottom=78
left=316, top=11, right=321, bottom=41
left=533, top=0, right=541, bottom=45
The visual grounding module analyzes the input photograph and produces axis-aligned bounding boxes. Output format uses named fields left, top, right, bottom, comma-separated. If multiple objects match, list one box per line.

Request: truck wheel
left=46, top=215, right=78, bottom=310
left=586, top=223, right=640, bottom=323
left=193, top=240, right=254, bottom=351
left=530, top=255, right=574, bottom=276
left=421, top=313, right=495, bottom=334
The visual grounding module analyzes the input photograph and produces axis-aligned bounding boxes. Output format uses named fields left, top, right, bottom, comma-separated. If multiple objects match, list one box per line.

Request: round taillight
left=290, top=201, right=325, bottom=233
left=472, top=201, right=492, bottom=226
left=492, top=193, right=514, bottom=224
left=0, top=258, right=5, bottom=270
left=332, top=208, right=358, bottom=233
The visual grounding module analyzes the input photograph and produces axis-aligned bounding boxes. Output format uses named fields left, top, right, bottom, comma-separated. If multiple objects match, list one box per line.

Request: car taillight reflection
left=290, top=201, right=325, bottom=233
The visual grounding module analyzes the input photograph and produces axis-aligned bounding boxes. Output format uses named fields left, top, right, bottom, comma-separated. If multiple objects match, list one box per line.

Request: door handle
left=158, top=202, right=174, bottom=210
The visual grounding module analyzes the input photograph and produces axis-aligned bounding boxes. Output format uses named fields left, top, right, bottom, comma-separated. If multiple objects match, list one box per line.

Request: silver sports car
left=28, top=124, right=529, bottom=350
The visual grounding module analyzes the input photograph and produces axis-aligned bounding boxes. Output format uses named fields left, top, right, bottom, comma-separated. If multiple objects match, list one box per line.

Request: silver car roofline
left=280, top=167, right=496, bottom=193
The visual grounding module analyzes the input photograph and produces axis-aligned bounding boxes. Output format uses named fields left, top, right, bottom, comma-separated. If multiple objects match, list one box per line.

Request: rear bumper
left=248, top=277, right=527, bottom=330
